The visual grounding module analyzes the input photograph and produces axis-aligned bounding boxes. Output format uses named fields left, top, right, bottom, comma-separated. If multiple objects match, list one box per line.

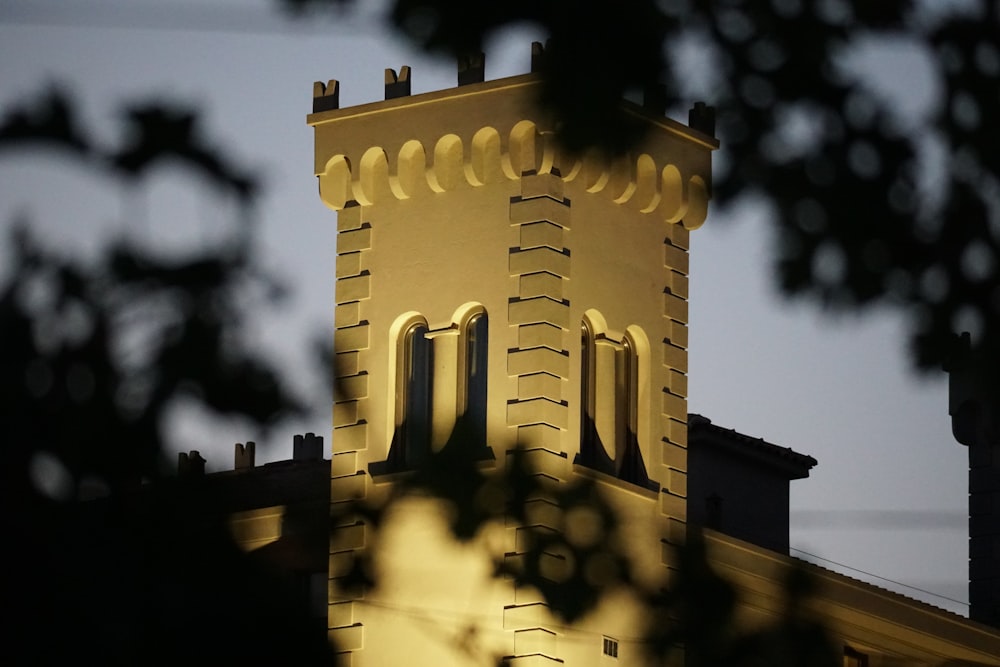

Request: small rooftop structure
left=687, top=413, right=817, bottom=554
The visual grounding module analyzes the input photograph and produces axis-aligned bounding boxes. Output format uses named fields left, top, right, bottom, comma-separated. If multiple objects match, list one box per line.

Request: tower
left=309, top=51, right=716, bottom=666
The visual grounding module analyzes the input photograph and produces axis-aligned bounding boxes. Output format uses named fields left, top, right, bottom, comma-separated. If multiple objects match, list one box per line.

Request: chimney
left=178, top=451, right=206, bottom=477
left=947, top=332, right=1000, bottom=627
left=293, top=433, right=324, bottom=461
left=235, top=441, right=256, bottom=470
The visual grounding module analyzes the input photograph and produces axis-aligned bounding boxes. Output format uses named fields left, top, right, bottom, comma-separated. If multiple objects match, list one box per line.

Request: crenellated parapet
left=309, top=66, right=717, bottom=230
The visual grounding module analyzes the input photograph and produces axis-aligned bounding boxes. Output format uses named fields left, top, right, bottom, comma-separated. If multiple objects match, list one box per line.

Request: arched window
left=617, top=332, right=654, bottom=489
left=372, top=308, right=492, bottom=475
left=575, top=318, right=656, bottom=490
left=461, top=311, right=489, bottom=448
left=576, top=318, right=615, bottom=475
left=443, top=308, right=493, bottom=461
left=371, top=320, right=431, bottom=474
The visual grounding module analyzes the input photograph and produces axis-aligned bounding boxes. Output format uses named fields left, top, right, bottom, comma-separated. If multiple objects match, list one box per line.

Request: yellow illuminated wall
left=309, top=60, right=1000, bottom=667
left=310, top=65, right=715, bottom=666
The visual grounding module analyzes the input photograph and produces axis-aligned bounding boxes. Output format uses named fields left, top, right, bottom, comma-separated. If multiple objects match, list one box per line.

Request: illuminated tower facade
left=309, top=53, right=716, bottom=666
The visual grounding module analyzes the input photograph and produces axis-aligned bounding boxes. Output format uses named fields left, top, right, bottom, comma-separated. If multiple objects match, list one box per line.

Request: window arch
left=371, top=307, right=492, bottom=476
left=456, top=309, right=489, bottom=450
left=578, top=316, right=612, bottom=473
left=575, top=315, right=656, bottom=491
left=616, top=329, right=654, bottom=489
left=371, top=314, right=432, bottom=475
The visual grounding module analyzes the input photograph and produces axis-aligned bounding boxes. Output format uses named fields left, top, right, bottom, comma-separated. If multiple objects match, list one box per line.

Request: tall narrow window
left=576, top=319, right=614, bottom=475
left=443, top=309, right=493, bottom=461
left=617, top=333, right=655, bottom=489
left=463, top=312, right=489, bottom=450
left=373, top=309, right=493, bottom=475
left=371, top=321, right=431, bottom=474
left=402, top=322, right=431, bottom=466
left=575, top=319, right=655, bottom=490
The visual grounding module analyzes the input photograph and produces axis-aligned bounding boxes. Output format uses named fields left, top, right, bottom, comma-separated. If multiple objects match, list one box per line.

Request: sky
left=0, top=1, right=969, bottom=615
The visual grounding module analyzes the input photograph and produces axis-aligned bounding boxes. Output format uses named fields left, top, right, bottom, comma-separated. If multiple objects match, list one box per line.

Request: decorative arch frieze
left=317, top=124, right=710, bottom=229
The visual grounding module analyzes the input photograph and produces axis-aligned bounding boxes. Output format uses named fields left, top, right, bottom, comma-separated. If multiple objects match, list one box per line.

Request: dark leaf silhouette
left=114, top=104, right=257, bottom=198
left=0, top=87, right=90, bottom=156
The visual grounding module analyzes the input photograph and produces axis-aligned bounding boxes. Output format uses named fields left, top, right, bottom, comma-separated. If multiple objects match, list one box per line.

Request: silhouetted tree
left=8, top=1, right=996, bottom=660
left=0, top=88, right=335, bottom=665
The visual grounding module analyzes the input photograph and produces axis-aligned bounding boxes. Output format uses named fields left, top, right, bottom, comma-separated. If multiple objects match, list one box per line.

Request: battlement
left=176, top=433, right=326, bottom=478
left=309, top=45, right=717, bottom=230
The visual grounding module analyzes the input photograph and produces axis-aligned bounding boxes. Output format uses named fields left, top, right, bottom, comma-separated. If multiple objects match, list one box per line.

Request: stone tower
left=309, top=50, right=716, bottom=666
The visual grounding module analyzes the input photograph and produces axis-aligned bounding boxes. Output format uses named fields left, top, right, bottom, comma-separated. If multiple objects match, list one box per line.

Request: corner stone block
left=331, top=451, right=359, bottom=477
left=662, top=341, right=687, bottom=372
left=514, top=585, right=546, bottom=605
left=666, top=468, right=687, bottom=497
left=507, top=397, right=568, bottom=429
left=663, top=242, right=689, bottom=274
left=328, top=601, right=356, bottom=629
left=665, top=222, right=690, bottom=250
left=663, top=292, right=689, bottom=324
left=519, top=221, right=565, bottom=251
left=336, top=302, right=361, bottom=328
left=668, top=368, right=688, bottom=397
left=339, top=373, right=369, bottom=401
left=330, top=472, right=366, bottom=502
left=334, top=351, right=360, bottom=378
left=519, top=271, right=564, bottom=300
left=510, top=196, right=570, bottom=228
left=336, top=251, right=362, bottom=278
left=329, top=550, right=357, bottom=578
left=328, top=624, right=364, bottom=651
left=661, top=390, right=686, bottom=420
left=518, top=372, right=563, bottom=402
left=336, top=323, right=370, bottom=352
left=503, top=603, right=554, bottom=630
left=661, top=518, right=687, bottom=552
left=665, top=417, right=687, bottom=447
left=328, top=577, right=359, bottom=604
left=508, top=347, right=570, bottom=378
left=337, top=205, right=365, bottom=232
left=522, top=498, right=563, bottom=529
left=666, top=320, right=689, bottom=348
left=515, top=423, right=563, bottom=450
left=514, top=628, right=557, bottom=657
left=337, top=274, right=371, bottom=303
left=333, top=422, right=367, bottom=452
left=514, top=524, right=559, bottom=552
left=509, top=247, right=571, bottom=278
left=667, top=271, right=689, bottom=299
left=509, top=296, right=570, bottom=328
left=329, top=522, right=366, bottom=552
left=660, top=490, right=686, bottom=520
left=333, top=400, right=359, bottom=427
left=338, top=224, right=372, bottom=253
left=661, top=441, right=687, bottom=472
left=520, top=172, right=565, bottom=201
left=518, top=322, right=565, bottom=351
left=519, top=447, right=569, bottom=480
left=506, top=655, right=563, bottom=667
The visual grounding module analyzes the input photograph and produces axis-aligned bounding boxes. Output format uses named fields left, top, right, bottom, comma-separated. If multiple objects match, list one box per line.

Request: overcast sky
left=0, top=0, right=969, bottom=615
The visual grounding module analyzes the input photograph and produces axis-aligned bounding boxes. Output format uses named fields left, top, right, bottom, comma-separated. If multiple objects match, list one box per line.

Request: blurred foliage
left=5, top=1, right=997, bottom=661
left=289, top=0, right=1000, bottom=394
left=0, top=88, right=333, bottom=664
left=331, top=435, right=842, bottom=666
